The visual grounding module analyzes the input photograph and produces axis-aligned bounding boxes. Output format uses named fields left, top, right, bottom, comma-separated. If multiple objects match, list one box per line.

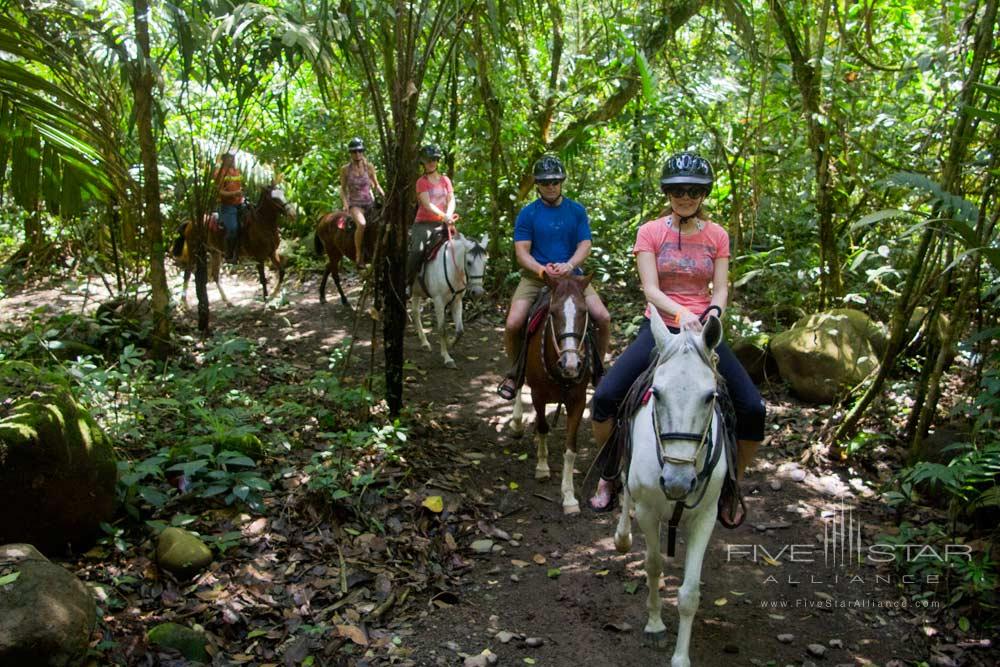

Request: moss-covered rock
left=147, top=622, right=209, bottom=662
left=0, top=362, right=117, bottom=554
left=770, top=309, right=885, bottom=404
left=156, top=527, right=213, bottom=577
left=0, top=543, right=97, bottom=667
left=730, top=333, right=778, bottom=385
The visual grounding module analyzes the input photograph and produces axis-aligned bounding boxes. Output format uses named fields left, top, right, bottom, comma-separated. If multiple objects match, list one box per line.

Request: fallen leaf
left=532, top=554, right=546, bottom=565
left=511, top=559, right=530, bottom=568
left=602, top=621, right=633, bottom=632
left=509, top=481, right=519, bottom=490
left=422, top=496, right=444, bottom=513
left=624, top=581, right=639, bottom=595
left=714, top=597, right=728, bottom=606
left=547, top=568, right=561, bottom=579
left=336, top=623, right=369, bottom=646
left=594, top=569, right=610, bottom=577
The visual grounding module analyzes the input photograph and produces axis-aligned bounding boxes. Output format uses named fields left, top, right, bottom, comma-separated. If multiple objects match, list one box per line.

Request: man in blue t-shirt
left=496, top=156, right=611, bottom=400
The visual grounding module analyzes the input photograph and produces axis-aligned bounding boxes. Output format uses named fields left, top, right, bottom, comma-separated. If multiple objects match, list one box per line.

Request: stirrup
left=496, top=377, right=517, bottom=401
left=717, top=478, right=746, bottom=529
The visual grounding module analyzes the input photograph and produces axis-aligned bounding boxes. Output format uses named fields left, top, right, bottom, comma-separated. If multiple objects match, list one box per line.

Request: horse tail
left=171, top=222, right=188, bottom=258
left=313, top=230, right=324, bottom=256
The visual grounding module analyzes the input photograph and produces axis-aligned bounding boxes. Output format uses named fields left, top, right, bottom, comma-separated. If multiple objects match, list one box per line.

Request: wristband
left=538, top=268, right=546, bottom=279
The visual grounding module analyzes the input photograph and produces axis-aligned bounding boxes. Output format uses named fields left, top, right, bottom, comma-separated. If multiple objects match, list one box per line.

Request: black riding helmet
left=533, top=155, right=567, bottom=183
left=420, top=144, right=443, bottom=161
left=348, top=137, right=364, bottom=152
left=660, top=152, right=714, bottom=194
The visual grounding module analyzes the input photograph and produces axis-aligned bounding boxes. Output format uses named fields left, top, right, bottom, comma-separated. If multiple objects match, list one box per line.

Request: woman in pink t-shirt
left=407, top=144, right=458, bottom=289
left=588, top=153, right=765, bottom=523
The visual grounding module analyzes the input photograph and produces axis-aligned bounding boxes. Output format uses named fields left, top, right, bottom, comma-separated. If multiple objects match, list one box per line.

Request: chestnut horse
left=313, top=203, right=382, bottom=306
left=509, top=273, right=593, bottom=514
left=173, top=185, right=289, bottom=305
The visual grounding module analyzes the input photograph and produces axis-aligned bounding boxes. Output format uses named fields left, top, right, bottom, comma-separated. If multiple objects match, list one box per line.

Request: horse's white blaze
left=615, top=308, right=729, bottom=667
left=558, top=297, right=582, bottom=372
left=410, top=235, right=488, bottom=368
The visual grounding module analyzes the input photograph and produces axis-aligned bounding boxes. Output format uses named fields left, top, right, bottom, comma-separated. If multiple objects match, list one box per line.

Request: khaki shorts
left=512, top=273, right=599, bottom=302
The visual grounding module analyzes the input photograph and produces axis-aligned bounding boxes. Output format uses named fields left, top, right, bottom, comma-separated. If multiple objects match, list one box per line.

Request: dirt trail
left=1, top=268, right=944, bottom=667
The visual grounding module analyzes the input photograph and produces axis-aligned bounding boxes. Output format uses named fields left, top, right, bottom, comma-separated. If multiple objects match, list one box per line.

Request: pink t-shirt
left=415, top=174, right=453, bottom=222
left=633, top=215, right=730, bottom=326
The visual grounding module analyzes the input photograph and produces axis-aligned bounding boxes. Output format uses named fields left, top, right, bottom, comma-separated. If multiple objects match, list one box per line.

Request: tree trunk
left=132, top=0, right=171, bottom=358
left=472, top=17, right=506, bottom=267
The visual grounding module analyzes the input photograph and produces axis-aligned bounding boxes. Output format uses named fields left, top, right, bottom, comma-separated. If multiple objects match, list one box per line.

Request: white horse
left=411, top=233, right=489, bottom=368
left=613, top=309, right=729, bottom=667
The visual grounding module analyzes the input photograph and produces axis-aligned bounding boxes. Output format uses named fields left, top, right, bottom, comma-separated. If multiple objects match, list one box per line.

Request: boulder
left=0, top=362, right=117, bottom=553
left=731, top=333, right=779, bottom=385
left=147, top=622, right=209, bottom=662
left=770, top=309, right=885, bottom=404
left=0, top=543, right=96, bottom=666
left=157, top=527, right=213, bottom=577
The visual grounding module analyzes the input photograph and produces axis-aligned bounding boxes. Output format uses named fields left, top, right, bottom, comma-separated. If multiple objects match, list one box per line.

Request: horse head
left=542, top=272, right=592, bottom=381
left=258, top=184, right=290, bottom=217
left=463, top=233, right=489, bottom=297
left=647, top=310, right=722, bottom=500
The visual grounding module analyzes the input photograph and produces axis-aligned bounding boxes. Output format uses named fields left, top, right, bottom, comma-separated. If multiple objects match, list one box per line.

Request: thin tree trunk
left=132, top=0, right=171, bottom=358
left=472, top=17, right=506, bottom=267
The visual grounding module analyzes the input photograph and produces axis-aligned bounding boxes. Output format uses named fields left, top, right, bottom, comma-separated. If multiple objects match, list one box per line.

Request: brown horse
left=509, top=273, right=593, bottom=514
left=313, top=202, right=381, bottom=306
left=172, top=185, right=289, bottom=304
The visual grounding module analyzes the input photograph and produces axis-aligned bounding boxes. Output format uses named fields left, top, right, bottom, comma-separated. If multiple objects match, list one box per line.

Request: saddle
left=334, top=212, right=353, bottom=231
left=421, top=225, right=449, bottom=263
left=585, top=360, right=745, bottom=529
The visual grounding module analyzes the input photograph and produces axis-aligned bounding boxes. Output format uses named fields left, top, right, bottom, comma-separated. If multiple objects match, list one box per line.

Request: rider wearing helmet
left=587, top=152, right=765, bottom=523
left=496, top=155, right=611, bottom=400
left=340, top=137, right=386, bottom=269
left=214, top=152, right=244, bottom=263
left=406, top=144, right=457, bottom=291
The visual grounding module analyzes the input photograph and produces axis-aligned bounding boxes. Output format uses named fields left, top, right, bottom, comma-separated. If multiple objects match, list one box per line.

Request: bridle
left=438, top=239, right=485, bottom=309
left=542, top=300, right=590, bottom=385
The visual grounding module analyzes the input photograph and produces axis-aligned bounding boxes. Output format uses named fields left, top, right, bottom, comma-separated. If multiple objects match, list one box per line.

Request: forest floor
left=2, top=264, right=994, bottom=667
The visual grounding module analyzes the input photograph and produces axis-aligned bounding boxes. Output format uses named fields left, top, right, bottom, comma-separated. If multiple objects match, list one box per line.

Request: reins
left=537, top=295, right=591, bottom=423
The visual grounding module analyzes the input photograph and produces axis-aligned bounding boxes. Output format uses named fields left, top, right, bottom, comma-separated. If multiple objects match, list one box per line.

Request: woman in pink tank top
left=340, top=137, right=385, bottom=269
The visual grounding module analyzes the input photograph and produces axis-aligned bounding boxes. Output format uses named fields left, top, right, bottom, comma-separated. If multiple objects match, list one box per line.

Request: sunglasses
left=349, top=149, right=364, bottom=153
left=666, top=186, right=708, bottom=199
left=536, top=179, right=563, bottom=187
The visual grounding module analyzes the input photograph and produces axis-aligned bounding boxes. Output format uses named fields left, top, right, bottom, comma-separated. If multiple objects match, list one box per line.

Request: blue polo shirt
left=513, top=197, right=591, bottom=269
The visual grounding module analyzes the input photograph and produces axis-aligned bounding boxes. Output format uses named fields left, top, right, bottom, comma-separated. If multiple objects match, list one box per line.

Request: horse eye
left=705, top=391, right=717, bottom=403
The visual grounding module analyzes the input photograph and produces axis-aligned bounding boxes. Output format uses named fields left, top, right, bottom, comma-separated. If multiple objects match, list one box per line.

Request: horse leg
left=433, top=295, right=456, bottom=368
left=181, top=268, right=191, bottom=309
left=257, top=262, right=268, bottom=302
left=319, top=266, right=331, bottom=305
left=411, top=297, right=432, bottom=351
left=636, top=502, right=669, bottom=651
left=272, top=252, right=285, bottom=294
left=614, top=484, right=633, bottom=553
left=671, top=501, right=717, bottom=667
left=533, top=394, right=550, bottom=480
left=560, top=399, right=585, bottom=514
left=509, top=387, right=525, bottom=438
left=212, top=252, right=230, bottom=305
left=450, top=295, right=464, bottom=347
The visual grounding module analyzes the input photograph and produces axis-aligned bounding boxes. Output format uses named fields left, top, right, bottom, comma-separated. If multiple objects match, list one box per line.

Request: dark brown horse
left=509, top=273, right=593, bottom=514
left=313, top=203, right=381, bottom=306
left=173, top=185, right=289, bottom=305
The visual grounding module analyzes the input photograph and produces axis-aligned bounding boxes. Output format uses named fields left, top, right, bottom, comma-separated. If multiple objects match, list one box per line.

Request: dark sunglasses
left=536, top=179, right=563, bottom=187
left=666, top=185, right=708, bottom=199
left=349, top=149, right=364, bottom=153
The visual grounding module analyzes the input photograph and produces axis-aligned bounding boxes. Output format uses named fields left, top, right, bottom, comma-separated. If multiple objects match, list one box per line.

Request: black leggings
left=591, top=318, right=766, bottom=441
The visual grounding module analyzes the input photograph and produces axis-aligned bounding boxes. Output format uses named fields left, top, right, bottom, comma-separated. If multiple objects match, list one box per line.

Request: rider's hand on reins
left=676, top=308, right=702, bottom=332
left=699, top=305, right=723, bottom=323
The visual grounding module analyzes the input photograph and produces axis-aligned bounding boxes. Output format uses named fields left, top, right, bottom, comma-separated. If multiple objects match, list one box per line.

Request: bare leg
left=736, top=439, right=761, bottom=480
left=350, top=206, right=367, bottom=268
left=585, top=294, right=611, bottom=361
left=589, top=418, right=616, bottom=510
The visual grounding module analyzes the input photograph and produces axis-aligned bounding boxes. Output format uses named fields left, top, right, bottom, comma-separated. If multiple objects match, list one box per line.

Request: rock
left=147, top=622, right=209, bottom=662
left=156, top=527, right=213, bottom=577
left=0, top=543, right=96, bottom=667
left=828, top=638, right=844, bottom=649
left=731, top=333, right=779, bottom=385
left=790, top=469, right=807, bottom=482
left=496, top=631, right=514, bottom=644
left=0, top=363, right=117, bottom=553
left=928, top=656, right=957, bottom=667
left=770, top=309, right=886, bottom=404
left=463, top=649, right=498, bottom=667
left=470, top=539, right=494, bottom=554
left=769, top=479, right=782, bottom=490
left=807, top=643, right=827, bottom=657
left=777, top=633, right=795, bottom=643
left=442, top=641, right=462, bottom=652
left=525, top=637, right=544, bottom=647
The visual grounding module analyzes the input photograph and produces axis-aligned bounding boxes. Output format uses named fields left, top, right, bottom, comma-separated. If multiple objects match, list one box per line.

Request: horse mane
left=654, top=330, right=721, bottom=384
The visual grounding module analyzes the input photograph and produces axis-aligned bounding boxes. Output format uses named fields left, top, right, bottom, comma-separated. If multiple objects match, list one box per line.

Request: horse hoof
left=509, top=423, right=524, bottom=438
left=444, top=359, right=457, bottom=369
left=535, top=469, right=550, bottom=481
left=422, top=342, right=432, bottom=352
left=644, top=630, right=671, bottom=652
left=614, top=534, right=632, bottom=553
left=563, top=502, right=580, bottom=515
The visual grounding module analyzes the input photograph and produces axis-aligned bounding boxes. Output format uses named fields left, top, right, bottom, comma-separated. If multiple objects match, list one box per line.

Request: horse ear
left=702, top=314, right=723, bottom=351
left=479, top=233, right=489, bottom=248
left=649, top=307, right=672, bottom=351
